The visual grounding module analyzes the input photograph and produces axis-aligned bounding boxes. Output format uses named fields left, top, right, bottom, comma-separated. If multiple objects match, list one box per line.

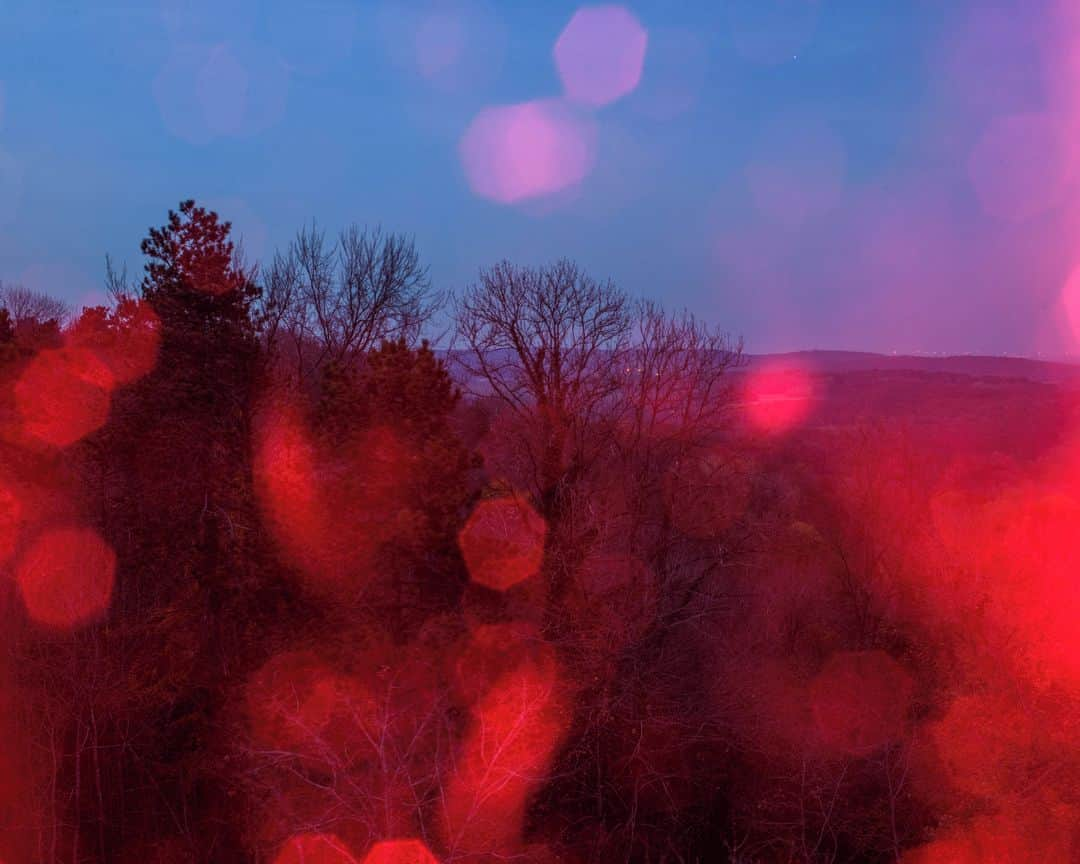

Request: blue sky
left=1, top=0, right=1075, bottom=354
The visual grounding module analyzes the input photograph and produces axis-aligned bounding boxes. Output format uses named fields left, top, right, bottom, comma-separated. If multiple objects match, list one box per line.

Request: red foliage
left=566, top=553, right=657, bottom=669
left=142, top=200, right=250, bottom=298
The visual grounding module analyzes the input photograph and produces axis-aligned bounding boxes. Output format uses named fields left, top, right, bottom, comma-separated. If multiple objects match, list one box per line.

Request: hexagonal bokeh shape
left=458, top=494, right=547, bottom=591
left=554, top=5, right=648, bottom=107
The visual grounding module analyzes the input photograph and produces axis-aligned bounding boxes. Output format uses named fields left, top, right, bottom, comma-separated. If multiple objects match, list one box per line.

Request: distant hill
left=742, top=350, right=1080, bottom=385
left=442, top=348, right=1080, bottom=393
left=442, top=346, right=1079, bottom=462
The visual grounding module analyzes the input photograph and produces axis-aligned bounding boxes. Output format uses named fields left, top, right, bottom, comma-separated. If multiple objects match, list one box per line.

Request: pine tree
left=314, top=338, right=480, bottom=634
left=86, top=201, right=271, bottom=863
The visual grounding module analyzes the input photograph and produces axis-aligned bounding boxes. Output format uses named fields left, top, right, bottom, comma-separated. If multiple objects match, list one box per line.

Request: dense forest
left=1, top=201, right=1079, bottom=863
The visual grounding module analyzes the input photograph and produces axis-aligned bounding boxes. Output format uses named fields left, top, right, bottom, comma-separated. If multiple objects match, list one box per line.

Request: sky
left=1, top=0, right=1080, bottom=356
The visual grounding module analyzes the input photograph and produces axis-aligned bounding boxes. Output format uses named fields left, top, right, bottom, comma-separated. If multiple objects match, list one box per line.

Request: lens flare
left=153, top=40, right=288, bottom=144
left=273, top=833, right=359, bottom=864
left=459, top=100, right=596, bottom=204
left=254, top=400, right=418, bottom=597
left=15, top=347, right=115, bottom=447
left=808, top=650, right=914, bottom=754
left=1061, top=265, right=1080, bottom=348
left=450, top=620, right=541, bottom=706
left=967, top=113, right=1074, bottom=223
left=246, top=650, right=344, bottom=751
left=0, top=482, right=22, bottom=563
left=740, top=362, right=816, bottom=434
left=554, top=5, right=648, bottom=107
left=440, top=649, right=566, bottom=858
left=68, top=299, right=161, bottom=386
left=361, top=838, right=439, bottom=864
left=15, top=526, right=116, bottom=630
left=458, top=493, right=547, bottom=591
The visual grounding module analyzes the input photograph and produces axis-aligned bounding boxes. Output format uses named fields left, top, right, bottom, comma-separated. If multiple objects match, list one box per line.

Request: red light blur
left=0, top=481, right=22, bottom=563
left=459, top=100, right=596, bottom=204
left=273, top=833, right=360, bottom=864
left=15, top=347, right=115, bottom=447
left=740, top=363, right=815, bottom=434
left=361, top=838, right=439, bottom=864
left=440, top=648, right=567, bottom=858
left=246, top=650, right=345, bottom=752
left=458, top=493, right=547, bottom=591
left=808, top=650, right=914, bottom=755
left=68, top=299, right=161, bottom=386
left=449, top=620, right=541, bottom=707
left=15, top=526, right=116, bottom=630
left=255, top=401, right=419, bottom=597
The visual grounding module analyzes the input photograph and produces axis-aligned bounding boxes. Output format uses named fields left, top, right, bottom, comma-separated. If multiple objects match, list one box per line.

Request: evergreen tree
left=85, top=201, right=271, bottom=863
left=314, top=338, right=480, bottom=633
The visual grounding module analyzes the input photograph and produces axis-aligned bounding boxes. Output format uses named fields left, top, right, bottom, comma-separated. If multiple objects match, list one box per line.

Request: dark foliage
left=1, top=204, right=1078, bottom=863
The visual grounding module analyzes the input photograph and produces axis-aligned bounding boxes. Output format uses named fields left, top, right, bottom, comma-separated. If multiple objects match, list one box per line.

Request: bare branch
left=0, top=279, right=71, bottom=326
left=258, top=224, right=440, bottom=384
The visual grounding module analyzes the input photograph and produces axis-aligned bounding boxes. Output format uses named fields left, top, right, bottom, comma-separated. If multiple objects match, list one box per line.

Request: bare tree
left=453, top=264, right=751, bottom=861
left=621, top=301, right=743, bottom=450
left=454, top=259, right=631, bottom=515
left=230, top=643, right=452, bottom=862
left=612, top=301, right=745, bottom=614
left=0, top=280, right=71, bottom=326
left=454, top=259, right=631, bottom=632
left=453, top=260, right=749, bottom=646
left=103, top=255, right=132, bottom=304
left=260, top=225, right=439, bottom=383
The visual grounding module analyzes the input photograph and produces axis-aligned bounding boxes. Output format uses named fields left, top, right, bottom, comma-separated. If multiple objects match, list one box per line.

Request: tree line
left=1, top=200, right=1077, bottom=862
